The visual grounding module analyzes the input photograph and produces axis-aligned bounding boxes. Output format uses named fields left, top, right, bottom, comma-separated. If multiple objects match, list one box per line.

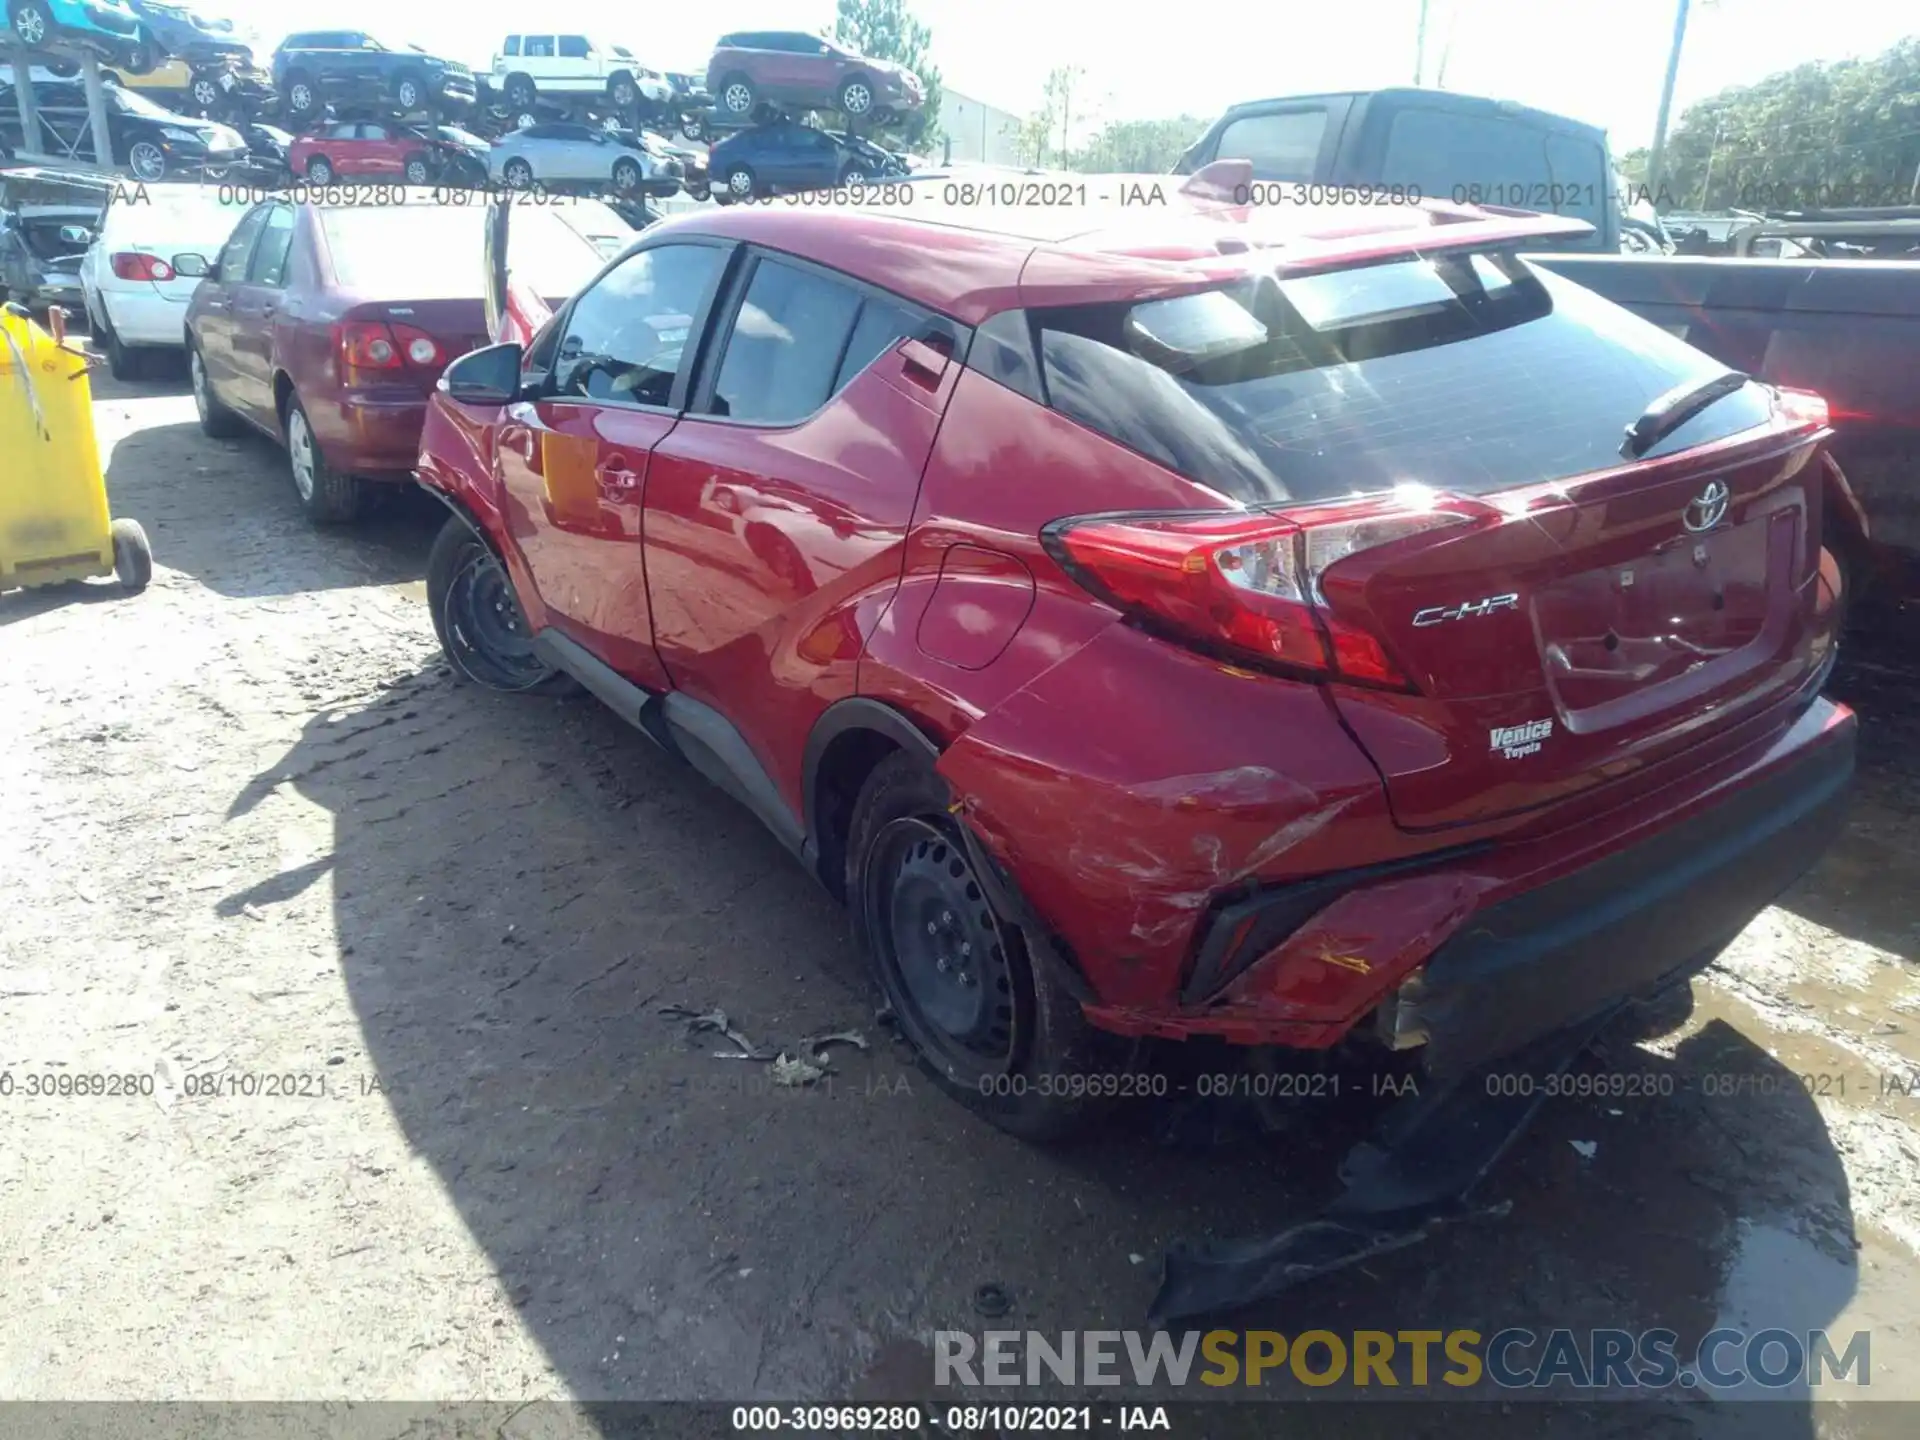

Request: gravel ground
left=3, top=368, right=1919, bottom=1436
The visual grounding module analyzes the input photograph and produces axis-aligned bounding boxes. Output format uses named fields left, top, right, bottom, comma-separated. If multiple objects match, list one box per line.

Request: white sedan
left=80, top=184, right=256, bottom=380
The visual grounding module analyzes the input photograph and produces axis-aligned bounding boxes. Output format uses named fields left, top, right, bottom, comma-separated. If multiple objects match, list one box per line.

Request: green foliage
left=1661, top=37, right=1920, bottom=209
left=834, top=0, right=943, bottom=147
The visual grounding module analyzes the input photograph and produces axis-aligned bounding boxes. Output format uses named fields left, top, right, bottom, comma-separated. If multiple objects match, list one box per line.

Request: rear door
left=520, top=35, right=558, bottom=89
left=496, top=237, right=733, bottom=690
left=642, top=249, right=964, bottom=813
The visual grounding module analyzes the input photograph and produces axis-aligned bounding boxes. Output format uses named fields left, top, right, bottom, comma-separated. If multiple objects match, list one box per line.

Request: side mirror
left=443, top=341, right=524, bottom=405
left=59, top=224, right=93, bottom=245
left=172, top=252, right=211, bottom=277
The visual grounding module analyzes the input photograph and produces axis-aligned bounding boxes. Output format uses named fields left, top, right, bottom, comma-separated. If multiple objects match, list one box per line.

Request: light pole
left=1414, top=0, right=1430, bottom=84
left=1646, top=0, right=1692, bottom=200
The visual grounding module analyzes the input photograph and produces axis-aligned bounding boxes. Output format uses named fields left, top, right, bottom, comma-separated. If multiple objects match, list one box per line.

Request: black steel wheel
left=426, top=517, right=575, bottom=694
left=848, top=753, right=1116, bottom=1141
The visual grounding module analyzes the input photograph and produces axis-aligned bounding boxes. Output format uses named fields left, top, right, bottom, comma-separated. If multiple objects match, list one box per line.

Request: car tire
left=127, top=140, right=167, bottom=181
left=110, top=518, right=153, bottom=593
left=404, top=155, right=431, bottom=185
left=284, top=396, right=361, bottom=524
left=123, top=39, right=159, bottom=74
left=304, top=155, right=333, bottom=184
left=678, top=113, right=705, bottom=142
left=838, top=75, right=875, bottom=117
left=502, top=157, right=534, bottom=189
left=611, top=157, right=642, bottom=194
left=426, top=516, right=577, bottom=694
left=847, top=751, right=1116, bottom=1143
left=840, top=163, right=870, bottom=187
left=608, top=74, right=637, bottom=110
left=191, top=76, right=220, bottom=110
left=395, top=72, right=425, bottom=112
left=503, top=74, right=536, bottom=111
left=283, top=72, right=317, bottom=119
left=189, top=343, right=243, bottom=439
left=97, top=308, right=145, bottom=381
left=722, top=164, right=756, bottom=201
left=10, top=0, right=50, bottom=48
left=718, top=73, right=756, bottom=117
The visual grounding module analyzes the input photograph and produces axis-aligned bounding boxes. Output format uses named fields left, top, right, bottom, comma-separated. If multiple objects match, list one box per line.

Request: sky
left=211, top=0, right=1916, bottom=153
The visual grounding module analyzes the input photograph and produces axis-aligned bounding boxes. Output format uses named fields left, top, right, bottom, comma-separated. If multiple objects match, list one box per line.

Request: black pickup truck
left=1530, top=252, right=1919, bottom=603
left=1175, top=86, right=1655, bottom=253
left=272, top=29, right=477, bottom=123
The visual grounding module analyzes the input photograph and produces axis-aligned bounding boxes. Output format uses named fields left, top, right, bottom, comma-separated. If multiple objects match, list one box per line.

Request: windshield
left=1028, top=255, right=1773, bottom=505
left=110, top=86, right=199, bottom=122
left=319, top=201, right=616, bottom=299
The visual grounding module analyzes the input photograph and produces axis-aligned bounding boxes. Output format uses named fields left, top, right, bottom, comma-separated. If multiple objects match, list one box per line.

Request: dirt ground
left=4, top=367, right=1920, bottom=1435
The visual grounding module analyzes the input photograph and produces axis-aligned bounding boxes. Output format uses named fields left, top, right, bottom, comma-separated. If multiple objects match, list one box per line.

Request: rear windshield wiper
left=1620, top=370, right=1751, bottom=459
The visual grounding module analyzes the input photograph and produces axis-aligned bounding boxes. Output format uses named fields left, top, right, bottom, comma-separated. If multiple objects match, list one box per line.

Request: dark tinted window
left=245, top=205, right=296, bottom=286
left=503, top=36, right=520, bottom=56
left=1213, top=108, right=1326, bottom=182
left=1379, top=108, right=1605, bottom=225
left=554, top=243, right=722, bottom=408
left=1033, top=256, right=1774, bottom=504
left=835, top=296, right=917, bottom=392
left=214, top=203, right=271, bottom=278
left=559, top=36, right=589, bottom=58
left=710, top=259, right=862, bottom=425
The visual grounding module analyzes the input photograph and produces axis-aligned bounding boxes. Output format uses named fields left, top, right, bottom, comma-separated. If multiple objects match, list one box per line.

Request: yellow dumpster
left=0, top=302, right=151, bottom=594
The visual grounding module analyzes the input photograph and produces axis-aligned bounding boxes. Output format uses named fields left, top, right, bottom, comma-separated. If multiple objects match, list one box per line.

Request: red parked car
left=415, top=188, right=1856, bottom=1139
left=287, top=121, right=477, bottom=187
left=183, top=195, right=626, bottom=521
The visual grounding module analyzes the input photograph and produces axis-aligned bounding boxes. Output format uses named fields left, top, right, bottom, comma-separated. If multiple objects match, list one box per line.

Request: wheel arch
left=803, top=697, right=944, bottom=899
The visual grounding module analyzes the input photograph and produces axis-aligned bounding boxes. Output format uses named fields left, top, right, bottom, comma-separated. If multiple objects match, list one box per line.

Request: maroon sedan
left=183, top=195, right=626, bottom=522
left=416, top=186, right=1855, bottom=1144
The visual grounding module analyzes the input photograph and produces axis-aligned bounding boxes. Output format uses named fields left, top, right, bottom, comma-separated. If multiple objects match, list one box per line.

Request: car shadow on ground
left=226, top=658, right=1858, bottom=1428
left=100, top=417, right=441, bottom=599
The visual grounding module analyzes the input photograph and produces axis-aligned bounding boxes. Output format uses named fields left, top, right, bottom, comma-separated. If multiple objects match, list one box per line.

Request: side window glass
left=709, top=258, right=863, bottom=425
left=525, top=37, right=554, bottom=59
left=834, top=295, right=918, bottom=392
left=552, top=244, right=723, bottom=408
left=1380, top=110, right=1548, bottom=202
left=1214, top=109, right=1327, bottom=182
left=559, top=36, right=589, bottom=59
left=503, top=37, right=520, bottom=57
left=215, top=204, right=272, bottom=280
left=246, top=206, right=296, bottom=288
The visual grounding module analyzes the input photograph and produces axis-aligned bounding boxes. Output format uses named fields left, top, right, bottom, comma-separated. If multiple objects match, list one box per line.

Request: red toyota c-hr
left=415, top=186, right=1856, bottom=1139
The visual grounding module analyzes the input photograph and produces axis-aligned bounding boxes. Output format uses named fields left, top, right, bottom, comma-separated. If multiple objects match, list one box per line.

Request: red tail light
left=336, top=322, right=444, bottom=373
left=111, top=252, right=175, bottom=282
left=1044, top=498, right=1469, bottom=690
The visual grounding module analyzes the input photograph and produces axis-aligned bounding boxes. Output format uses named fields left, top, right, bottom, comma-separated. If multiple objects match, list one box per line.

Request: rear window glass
left=1026, top=256, right=1774, bottom=505
left=318, top=203, right=612, bottom=298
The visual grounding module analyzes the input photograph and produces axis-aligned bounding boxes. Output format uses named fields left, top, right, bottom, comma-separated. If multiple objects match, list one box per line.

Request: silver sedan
left=488, top=122, right=680, bottom=195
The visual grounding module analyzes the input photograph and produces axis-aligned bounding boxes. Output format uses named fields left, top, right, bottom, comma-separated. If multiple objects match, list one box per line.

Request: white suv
left=490, top=35, right=672, bottom=114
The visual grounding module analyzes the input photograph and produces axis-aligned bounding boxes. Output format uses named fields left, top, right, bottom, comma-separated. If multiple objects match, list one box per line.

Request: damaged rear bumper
left=1085, top=694, right=1856, bottom=1067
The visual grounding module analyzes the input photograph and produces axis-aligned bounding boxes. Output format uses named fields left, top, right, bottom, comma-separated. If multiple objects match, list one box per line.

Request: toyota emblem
left=1683, top=480, right=1730, bottom=533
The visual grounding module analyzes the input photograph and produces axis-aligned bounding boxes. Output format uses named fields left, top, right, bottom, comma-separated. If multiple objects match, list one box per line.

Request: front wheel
left=678, top=113, right=705, bottom=142
left=426, top=516, right=575, bottom=694
left=190, top=344, right=243, bottom=438
left=847, top=752, right=1113, bottom=1142
left=283, top=73, right=317, bottom=118
left=404, top=155, right=431, bottom=185
left=395, top=73, right=425, bottom=111
left=611, top=157, right=642, bottom=193
left=722, top=164, right=756, bottom=201
left=501, top=157, right=534, bottom=189
left=190, top=76, right=220, bottom=110
left=838, top=76, right=875, bottom=117
left=609, top=74, right=638, bottom=110
left=111, top=518, right=153, bottom=591
left=304, top=155, right=334, bottom=184
left=718, top=75, right=756, bottom=116
left=123, top=40, right=157, bottom=75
